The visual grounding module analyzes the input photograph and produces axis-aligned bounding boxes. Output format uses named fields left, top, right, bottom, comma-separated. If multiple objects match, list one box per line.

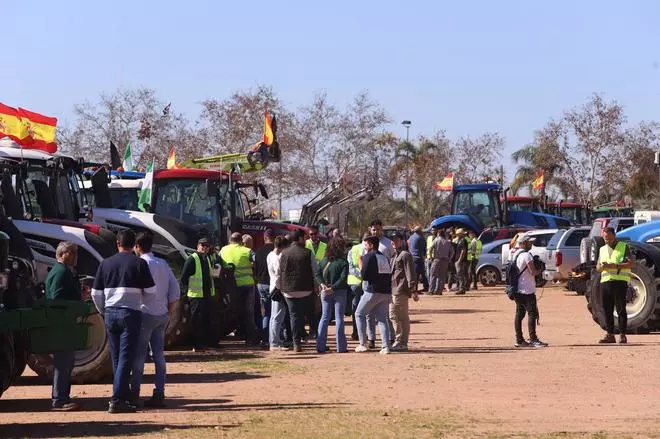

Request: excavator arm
left=178, top=140, right=281, bottom=174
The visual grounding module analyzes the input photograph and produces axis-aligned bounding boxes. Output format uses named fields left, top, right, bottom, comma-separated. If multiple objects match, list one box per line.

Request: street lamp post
left=401, top=120, right=412, bottom=231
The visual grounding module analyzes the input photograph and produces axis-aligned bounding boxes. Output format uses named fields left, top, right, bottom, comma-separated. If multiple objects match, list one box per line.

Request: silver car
left=475, top=239, right=509, bottom=286
left=543, top=226, right=590, bottom=282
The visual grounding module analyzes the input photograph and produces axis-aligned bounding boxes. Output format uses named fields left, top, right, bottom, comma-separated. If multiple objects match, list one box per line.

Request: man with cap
left=390, top=232, right=418, bottom=351
left=454, top=228, right=470, bottom=295
left=407, top=226, right=428, bottom=292
left=510, top=234, right=548, bottom=347
left=181, top=237, right=216, bottom=352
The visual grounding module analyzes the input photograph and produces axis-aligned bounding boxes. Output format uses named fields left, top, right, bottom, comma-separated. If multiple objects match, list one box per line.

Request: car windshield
left=452, top=190, right=498, bottom=226
left=546, top=230, right=566, bottom=250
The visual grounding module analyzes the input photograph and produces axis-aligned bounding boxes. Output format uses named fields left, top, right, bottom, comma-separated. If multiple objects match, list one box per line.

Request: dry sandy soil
left=1, top=285, right=659, bottom=438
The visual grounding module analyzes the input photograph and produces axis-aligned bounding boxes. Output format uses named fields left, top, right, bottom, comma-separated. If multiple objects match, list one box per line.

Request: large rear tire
left=579, top=238, right=591, bottom=265
left=0, top=332, right=15, bottom=397
left=11, top=331, right=29, bottom=382
left=164, top=298, right=191, bottom=347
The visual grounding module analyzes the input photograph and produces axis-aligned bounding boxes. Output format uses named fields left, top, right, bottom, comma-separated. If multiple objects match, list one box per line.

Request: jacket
left=316, top=257, right=349, bottom=291
left=391, top=250, right=416, bottom=296
left=280, top=243, right=316, bottom=293
left=361, top=250, right=392, bottom=295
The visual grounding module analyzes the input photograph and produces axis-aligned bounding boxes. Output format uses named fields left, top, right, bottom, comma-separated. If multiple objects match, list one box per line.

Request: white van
left=633, top=210, right=660, bottom=225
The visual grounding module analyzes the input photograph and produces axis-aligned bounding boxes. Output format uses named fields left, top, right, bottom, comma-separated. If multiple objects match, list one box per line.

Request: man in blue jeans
left=131, top=232, right=180, bottom=407
left=92, top=230, right=155, bottom=414
left=254, top=229, right=275, bottom=344
left=355, top=235, right=393, bottom=355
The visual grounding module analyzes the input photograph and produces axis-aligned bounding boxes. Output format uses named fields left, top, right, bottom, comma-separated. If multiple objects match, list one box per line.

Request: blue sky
left=3, top=0, right=660, bottom=177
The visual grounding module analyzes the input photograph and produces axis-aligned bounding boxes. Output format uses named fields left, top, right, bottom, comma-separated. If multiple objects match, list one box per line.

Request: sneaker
left=355, top=344, right=369, bottom=353
left=269, top=345, right=291, bottom=352
left=619, top=334, right=628, bottom=344
left=391, top=343, right=408, bottom=352
left=379, top=347, right=390, bottom=355
left=598, top=334, right=616, bottom=344
left=367, top=340, right=376, bottom=349
left=144, top=391, right=166, bottom=408
left=108, top=401, right=137, bottom=414
left=52, top=402, right=80, bottom=411
left=515, top=340, right=530, bottom=348
left=530, top=339, right=549, bottom=348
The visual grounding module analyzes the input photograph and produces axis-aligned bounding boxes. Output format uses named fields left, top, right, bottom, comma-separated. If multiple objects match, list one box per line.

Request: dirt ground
left=1, top=285, right=659, bottom=438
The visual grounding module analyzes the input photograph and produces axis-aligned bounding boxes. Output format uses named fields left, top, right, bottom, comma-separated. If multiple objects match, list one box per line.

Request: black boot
left=144, top=390, right=166, bottom=408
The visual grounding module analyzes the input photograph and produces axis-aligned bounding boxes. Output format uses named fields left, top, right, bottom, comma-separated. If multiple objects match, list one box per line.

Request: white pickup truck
left=501, top=229, right=558, bottom=286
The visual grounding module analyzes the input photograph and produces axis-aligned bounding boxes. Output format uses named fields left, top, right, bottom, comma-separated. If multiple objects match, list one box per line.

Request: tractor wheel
left=11, top=331, right=29, bottom=382
left=579, top=238, right=591, bottom=265
left=28, top=308, right=112, bottom=384
left=212, top=285, right=240, bottom=342
left=165, top=298, right=191, bottom=347
left=0, top=332, right=15, bottom=397
left=585, top=260, right=660, bottom=333
left=478, top=266, right=501, bottom=286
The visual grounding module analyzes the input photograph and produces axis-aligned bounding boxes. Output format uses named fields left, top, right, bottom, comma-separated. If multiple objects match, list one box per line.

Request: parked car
left=501, top=229, right=558, bottom=287
left=543, top=227, right=590, bottom=283
left=475, top=239, right=509, bottom=286
left=579, top=217, right=635, bottom=265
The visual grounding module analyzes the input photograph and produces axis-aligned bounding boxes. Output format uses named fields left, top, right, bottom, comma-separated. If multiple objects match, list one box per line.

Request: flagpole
left=278, top=159, right=282, bottom=221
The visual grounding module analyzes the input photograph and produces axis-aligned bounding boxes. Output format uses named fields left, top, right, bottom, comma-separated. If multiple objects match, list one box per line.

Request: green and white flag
left=122, top=143, right=134, bottom=172
left=138, top=158, right=154, bottom=212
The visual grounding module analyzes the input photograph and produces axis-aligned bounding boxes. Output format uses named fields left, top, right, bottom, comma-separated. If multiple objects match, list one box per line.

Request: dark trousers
left=189, top=297, right=212, bottom=349
left=602, top=280, right=628, bottom=335
left=285, top=294, right=312, bottom=344
left=305, top=292, right=319, bottom=337
left=469, top=259, right=479, bottom=289
left=104, top=307, right=141, bottom=404
left=456, top=261, right=469, bottom=293
left=514, top=293, right=538, bottom=342
left=52, top=350, right=75, bottom=405
left=414, top=258, right=428, bottom=291
left=447, top=260, right=457, bottom=288
left=237, top=286, right=259, bottom=344
left=350, top=284, right=363, bottom=336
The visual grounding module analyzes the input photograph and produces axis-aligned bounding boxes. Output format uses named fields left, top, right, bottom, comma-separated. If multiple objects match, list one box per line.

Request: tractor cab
left=547, top=201, right=588, bottom=225
left=505, top=196, right=543, bottom=213
left=450, top=183, right=503, bottom=231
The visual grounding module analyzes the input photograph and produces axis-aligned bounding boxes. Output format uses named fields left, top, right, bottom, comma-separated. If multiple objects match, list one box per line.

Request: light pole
left=401, top=120, right=412, bottom=231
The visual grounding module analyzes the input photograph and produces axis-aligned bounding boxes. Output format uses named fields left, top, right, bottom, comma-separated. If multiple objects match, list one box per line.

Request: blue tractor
left=429, top=183, right=572, bottom=233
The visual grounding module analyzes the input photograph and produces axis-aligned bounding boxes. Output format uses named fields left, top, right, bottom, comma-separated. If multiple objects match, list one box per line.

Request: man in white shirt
left=368, top=219, right=395, bottom=260
left=511, top=234, right=547, bottom=348
left=267, top=236, right=291, bottom=351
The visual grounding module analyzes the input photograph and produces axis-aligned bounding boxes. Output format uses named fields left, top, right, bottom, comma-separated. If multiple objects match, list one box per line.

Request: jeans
left=469, top=259, right=479, bottom=289
left=602, top=280, right=628, bottom=335
left=426, top=259, right=434, bottom=291
left=284, top=294, right=312, bottom=344
left=269, top=297, right=287, bottom=347
left=257, top=284, right=272, bottom=343
left=456, top=261, right=469, bottom=293
left=389, top=294, right=410, bottom=345
left=189, top=297, right=212, bottom=349
left=317, top=289, right=348, bottom=353
left=430, top=258, right=450, bottom=293
left=355, top=292, right=392, bottom=349
left=237, top=286, right=259, bottom=344
left=131, top=313, right=168, bottom=398
left=514, top=293, right=539, bottom=342
left=52, top=350, right=75, bottom=405
left=104, top=307, right=141, bottom=404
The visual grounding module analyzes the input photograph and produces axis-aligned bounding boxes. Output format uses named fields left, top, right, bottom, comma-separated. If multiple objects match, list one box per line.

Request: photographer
left=511, top=235, right=548, bottom=348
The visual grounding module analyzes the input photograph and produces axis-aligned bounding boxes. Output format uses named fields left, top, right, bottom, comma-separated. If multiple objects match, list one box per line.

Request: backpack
left=504, top=250, right=529, bottom=300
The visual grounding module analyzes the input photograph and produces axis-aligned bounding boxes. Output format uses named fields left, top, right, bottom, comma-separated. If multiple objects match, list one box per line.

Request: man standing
left=596, top=227, right=633, bottom=344
left=426, top=228, right=438, bottom=293
left=511, top=235, right=548, bottom=348
left=368, top=219, right=395, bottom=259
left=131, top=232, right=180, bottom=407
left=254, top=229, right=275, bottom=344
left=347, top=234, right=369, bottom=341
left=389, top=233, right=419, bottom=352
left=467, top=231, right=483, bottom=291
left=221, top=232, right=259, bottom=346
left=279, top=229, right=318, bottom=352
left=355, top=236, right=393, bottom=354
left=92, top=230, right=155, bottom=413
left=181, top=237, right=215, bottom=352
left=454, top=229, right=470, bottom=295
left=305, top=225, right=327, bottom=262
left=267, top=236, right=291, bottom=351
left=429, top=230, right=455, bottom=295
left=407, top=226, right=428, bottom=292
left=44, top=242, right=82, bottom=411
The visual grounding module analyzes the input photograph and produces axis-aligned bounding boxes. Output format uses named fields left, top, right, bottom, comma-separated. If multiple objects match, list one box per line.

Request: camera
left=532, top=255, right=546, bottom=272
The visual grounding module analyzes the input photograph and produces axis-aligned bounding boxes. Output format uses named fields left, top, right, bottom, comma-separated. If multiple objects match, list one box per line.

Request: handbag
left=270, top=287, right=283, bottom=302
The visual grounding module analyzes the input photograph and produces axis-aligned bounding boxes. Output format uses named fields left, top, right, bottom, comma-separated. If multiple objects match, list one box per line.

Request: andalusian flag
left=138, top=158, right=155, bottom=212
left=122, top=143, right=134, bottom=172
left=0, top=104, right=58, bottom=153
left=166, top=147, right=177, bottom=169
left=263, top=111, right=275, bottom=146
left=532, top=172, right=545, bottom=190
left=433, top=173, right=455, bottom=191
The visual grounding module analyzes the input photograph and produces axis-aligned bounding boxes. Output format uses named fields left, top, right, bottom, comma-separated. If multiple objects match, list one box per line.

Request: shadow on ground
left=0, top=422, right=234, bottom=438
left=412, top=346, right=518, bottom=354
left=411, top=308, right=496, bottom=315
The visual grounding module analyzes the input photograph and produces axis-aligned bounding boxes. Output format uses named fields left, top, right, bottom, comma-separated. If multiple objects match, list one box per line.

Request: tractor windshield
left=452, top=190, right=499, bottom=226
left=559, top=206, right=583, bottom=224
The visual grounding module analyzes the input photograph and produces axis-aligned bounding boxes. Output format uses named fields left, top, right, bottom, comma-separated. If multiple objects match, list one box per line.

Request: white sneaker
left=355, top=344, right=369, bottom=353
left=270, top=346, right=291, bottom=352
left=379, top=347, right=390, bottom=355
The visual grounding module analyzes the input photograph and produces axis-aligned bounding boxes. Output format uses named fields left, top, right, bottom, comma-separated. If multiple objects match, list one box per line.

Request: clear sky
left=3, top=0, right=660, bottom=175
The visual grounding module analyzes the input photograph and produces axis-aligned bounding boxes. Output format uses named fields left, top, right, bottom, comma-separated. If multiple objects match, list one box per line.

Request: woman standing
left=315, top=237, right=349, bottom=353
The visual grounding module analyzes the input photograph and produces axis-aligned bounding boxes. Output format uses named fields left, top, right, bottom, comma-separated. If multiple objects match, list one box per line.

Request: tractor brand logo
left=25, top=239, right=56, bottom=253
left=242, top=224, right=268, bottom=231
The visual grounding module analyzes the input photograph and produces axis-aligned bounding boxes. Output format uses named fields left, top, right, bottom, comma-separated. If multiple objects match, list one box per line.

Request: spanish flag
left=433, top=172, right=454, bottom=191
left=271, top=207, right=278, bottom=219
left=0, top=103, right=28, bottom=144
left=18, top=107, right=58, bottom=153
left=263, top=111, right=275, bottom=146
left=167, top=147, right=177, bottom=169
left=532, top=172, right=544, bottom=191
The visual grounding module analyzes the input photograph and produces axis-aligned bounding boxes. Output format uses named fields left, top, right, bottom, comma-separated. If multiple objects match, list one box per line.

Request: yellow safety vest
left=426, top=235, right=433, bottom=259
left=599, top=241, right=631, bottom=283
left=187, top=252, right=216, bottom=298
left=347, top=244, right=362, bottom=286
left=305, top=240, right=327, bottom=261
left=220, top=243, right=254, bottom=287
left=467, top=239, right=483, bottom=261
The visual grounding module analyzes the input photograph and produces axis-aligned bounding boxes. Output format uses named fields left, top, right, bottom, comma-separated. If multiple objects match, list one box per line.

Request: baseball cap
left=391, top=232, right=405, bottom=241
left=517, top=234, right=536, bottom=244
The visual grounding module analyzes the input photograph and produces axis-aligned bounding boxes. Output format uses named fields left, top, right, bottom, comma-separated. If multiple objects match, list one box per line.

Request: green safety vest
left=347, top=244, right=362, bottom=286
left=467, top=239, right=483, bottom=261
left=426, top=235, right=434, bottom=259
left=187, top=252, right=216, bottom=298
left=220, top=243, right=254, bottom=287
left=305, top=240, right=327, bottom=261
left=599, top=241, right=631, bottom=283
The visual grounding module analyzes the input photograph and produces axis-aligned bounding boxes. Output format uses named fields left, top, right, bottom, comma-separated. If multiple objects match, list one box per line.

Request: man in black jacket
left=279, top=229, right=318, bottom=352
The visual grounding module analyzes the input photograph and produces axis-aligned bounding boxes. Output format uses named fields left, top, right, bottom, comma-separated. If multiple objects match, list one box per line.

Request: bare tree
left=452, top=132, right=505, bottom=183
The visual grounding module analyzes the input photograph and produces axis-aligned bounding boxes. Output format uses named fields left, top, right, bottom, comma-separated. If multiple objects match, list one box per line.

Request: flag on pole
left=122, top=143, right=134, bottom=171
left=18, top=107, right=58, bottom=153
left=110, top=141, right=122, bottom=169
left=433, top=172, right=454, bottom=191
left=138, top=158, right=155, bottom=212
left=263, top=111, right=275, bottom=146
left=166, top=147, right=177, bottom=169
left=0, top=103, right=28, bottom=144
left=271, top=207, right=279, bottom=219
left=532, top=172, right=545, bottom=190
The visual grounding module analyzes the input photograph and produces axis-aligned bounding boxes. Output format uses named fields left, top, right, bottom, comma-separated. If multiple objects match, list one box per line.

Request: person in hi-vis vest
left=596, top=227, right=633, bottom=344
left=181, top=237, right=215, bottom=352
left=305, top=225, right=327, bottom=261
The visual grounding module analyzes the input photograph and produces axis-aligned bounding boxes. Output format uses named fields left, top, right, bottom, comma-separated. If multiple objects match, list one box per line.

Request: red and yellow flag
left=0, top=103, right=28, bottom=144
left=18, top=107, right=58, bottom=153
left=532, top=172, right=544, bottom=190
left=263, top=111, right=275, bottom=146
left=166, top=147, right=177, bottom=169
left=433, top=172, right=454, bottom=191
left=270, top=207, right=279, bottom=219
